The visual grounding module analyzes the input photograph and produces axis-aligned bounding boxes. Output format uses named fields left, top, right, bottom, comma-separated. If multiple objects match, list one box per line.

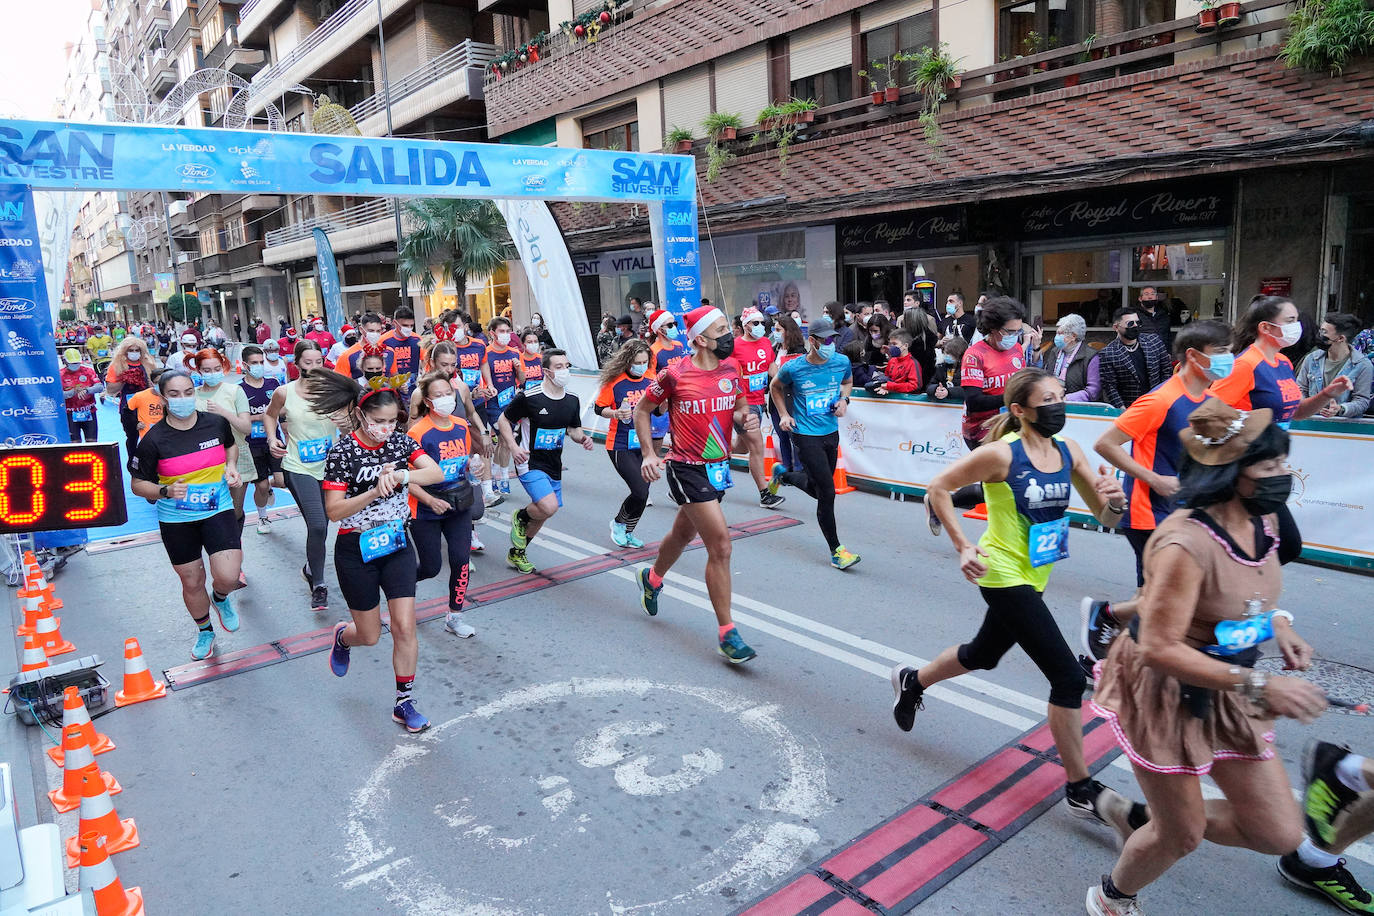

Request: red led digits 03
left=0, top=443, right=127, bottom=533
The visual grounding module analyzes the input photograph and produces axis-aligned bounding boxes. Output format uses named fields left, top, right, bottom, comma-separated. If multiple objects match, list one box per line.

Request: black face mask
left=1026, top=402, right=1067, bottom=437
left=1240, top=473, right=1292, bottom=517
left=708, top=332, right=735, bottom=360
left=1315, top=336, right=1333, bottom=351
left=1121, top=326, right=1140, bottom=342
left=363, top=370, right=384, bottom=381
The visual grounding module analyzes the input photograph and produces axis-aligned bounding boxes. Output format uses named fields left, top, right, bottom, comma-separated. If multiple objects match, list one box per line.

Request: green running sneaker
left=506, top=548, right=535, bottom=574
left=510, top=510, right=529, bottom=549
left=1278, top=852, right=1374, bottom=914
left=718, top=627, right=757, bottom=664
left=638, top=568, right=661, bottom=617
left=1305, top=740, right=1361, bottom=848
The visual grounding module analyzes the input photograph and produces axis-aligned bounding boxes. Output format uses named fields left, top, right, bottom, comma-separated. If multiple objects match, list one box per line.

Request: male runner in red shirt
left=732, top=306, right=783, bottom=508
left=634, top=305, right=759, bottom=664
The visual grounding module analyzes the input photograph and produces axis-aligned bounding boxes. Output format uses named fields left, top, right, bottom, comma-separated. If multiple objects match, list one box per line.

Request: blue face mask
left=247, top=364, right=266, bottom=379
left=999, top=332, right=1021, bottom=351
left=1202, top=351, right=1234, bottom=381
left=946, top=304, right=956, bottom=316
left=166, top=396, right=196, bottom=418
left=1054, top=334, right=1068, bottom=351
left=818, top=342, right=836, bottom=359
left=664, top=327, right=679, bottom=341
left=200, top=371, right=224, bottom=387
left=628, top=362, right=647, bottom=378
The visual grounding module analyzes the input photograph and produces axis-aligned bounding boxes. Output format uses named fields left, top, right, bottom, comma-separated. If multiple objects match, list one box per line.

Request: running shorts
left=665, top=460, right=726, bottom=506
left=334, top=529, right=418, bottom=611
left=250, top=447, right=282, bottom=482
left=518, top=469, right=563, bottom=507
left=732, top=403, right=766, bottom=435
left=159, top=509, right=242, bottom=566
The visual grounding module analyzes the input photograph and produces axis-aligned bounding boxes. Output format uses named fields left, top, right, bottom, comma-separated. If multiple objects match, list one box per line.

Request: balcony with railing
left=167, top=5, right=197, bottom=52
left=203, top=25, right=267, bottom=74
left=350, top=40, right=497, bottom=136
left=194, top=252, right=227, bottom=278
left=263, top=198, right=398, bottom=264
left=227, top=239, right=266, bottom=271
left=236, top=0, right=289, bottom=44
left=245, top=0, right=414, bottom=116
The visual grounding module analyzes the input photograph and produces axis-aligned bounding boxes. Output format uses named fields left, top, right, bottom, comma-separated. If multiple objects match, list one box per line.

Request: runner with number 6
left=307, top=371, right=445, bottom=734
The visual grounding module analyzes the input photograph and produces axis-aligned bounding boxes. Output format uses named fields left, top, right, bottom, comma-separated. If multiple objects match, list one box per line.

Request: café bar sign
left=838, top=206, right=966, bottom=254
left=1001, top=179, right=1233, bottom=241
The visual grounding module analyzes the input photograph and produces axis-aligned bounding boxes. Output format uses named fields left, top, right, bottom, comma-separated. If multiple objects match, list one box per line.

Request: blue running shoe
left=191, top=628, right=215, bottom=661
left=625, top=530, right=645, bottom=549
left=392, top=699, right=430, bottom=733
left=329, top=622, right=351, bottom=677
left=212, top=591, right=240, bottom=632
left=638, top=568, right=661, bottom=617
left=767, top=463, right=786, bottom=497
left=611, top=520, right=632, bottom=548
left=718, top=627, right=757, bottom=664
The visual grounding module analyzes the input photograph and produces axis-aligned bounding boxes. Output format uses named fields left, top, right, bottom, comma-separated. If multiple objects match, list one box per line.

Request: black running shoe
left=1080, top=597, right=1121, bottom=662
left=1305, top=739, right=1362, bottom=850
left=890, top=665, right=924, bottom=732
left=1278, top=852, right=1374, bottom=914
left=310, top=584, right=328, bottom=613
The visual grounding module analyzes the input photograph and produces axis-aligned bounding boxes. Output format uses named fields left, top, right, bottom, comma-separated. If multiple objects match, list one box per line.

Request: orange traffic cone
left=19, top=634, right=49, bottom=673
left=114, top=638, right=166, bottom=706
left=33, top=610, right=75, bottom=658
left=65, top=771, right=139, bottom=867
left=49, top=727, right=120, bottom=813
left=49, top=686, right=115, bottom=765
left=763, top=433, right=778, bottom=480
left=79, top=831, right=144, bottom=916
left=963, top=502, right=989, bottom=520
left=15, top=588, right=44, bottom=636
left=833, top=446, right=856, bottom=495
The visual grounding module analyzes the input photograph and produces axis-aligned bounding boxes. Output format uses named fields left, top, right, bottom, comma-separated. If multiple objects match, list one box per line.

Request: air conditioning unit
left=168, top=200, right=189, bottom=217
left=176, top=252, right=191, bottom=264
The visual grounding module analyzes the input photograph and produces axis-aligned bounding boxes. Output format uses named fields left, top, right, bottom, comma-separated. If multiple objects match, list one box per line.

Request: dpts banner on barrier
left=0, top=184, right=70, bottom=447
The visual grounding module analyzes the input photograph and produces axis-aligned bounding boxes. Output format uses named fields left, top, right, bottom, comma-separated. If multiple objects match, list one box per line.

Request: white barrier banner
left=1285, top=428, right=1374, bottom=562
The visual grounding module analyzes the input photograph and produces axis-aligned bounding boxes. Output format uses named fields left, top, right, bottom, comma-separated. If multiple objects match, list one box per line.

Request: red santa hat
left=685, top=306, right=725, bottom=341
left=648, top=309, right=675, bottom=333
left=740, top=307, right=764, bottom=325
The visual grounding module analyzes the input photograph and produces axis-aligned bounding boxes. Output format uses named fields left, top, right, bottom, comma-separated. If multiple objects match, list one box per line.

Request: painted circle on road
left=340, top=677, right=832, bottom=914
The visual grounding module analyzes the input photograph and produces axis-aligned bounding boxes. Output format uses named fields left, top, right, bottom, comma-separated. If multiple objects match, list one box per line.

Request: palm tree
left=395, top=199, right=510, bottom=305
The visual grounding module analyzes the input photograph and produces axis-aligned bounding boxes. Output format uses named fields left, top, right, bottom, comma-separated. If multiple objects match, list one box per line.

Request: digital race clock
left=0, top=443, right=128, bottom=533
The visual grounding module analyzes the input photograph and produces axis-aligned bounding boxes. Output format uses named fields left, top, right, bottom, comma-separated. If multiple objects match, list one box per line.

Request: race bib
left=533, top=427, right=565, bottom=450
left=1211, top=614, right=1275, bottom=656
left=627, top=427, right=640, bottom=450
left=70, top=408, right=91, bottom=422
left=748, top=371, right=768, bottom=392
left=460, top=367, right=481, bottom=387
left=296, top=436, right=332, bottom=464
left=705, top=459, right=733, bottom=491
left=497, top=386, right=515, bottom=408
left=439, top=455, right=468, bottom=482
left=1028, top=517, right=1070, bottom=568
left=802, top=392, right=834, bottom=416
left=97, top=349, right=108, bottom=358
left=173, top=483, right=220, bottom=513
left=250, top=420, right=266, bottom=439
left=359, top=519, right=407, bottom=563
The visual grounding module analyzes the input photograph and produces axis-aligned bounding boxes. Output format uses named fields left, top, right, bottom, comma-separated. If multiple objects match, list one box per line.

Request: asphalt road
left=5, top=437, right=1370, bottom=915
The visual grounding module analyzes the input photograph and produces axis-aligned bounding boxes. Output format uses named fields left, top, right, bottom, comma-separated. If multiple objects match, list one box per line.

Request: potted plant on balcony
left=858, top=68, right=887, bottom=106
left=1196, top=0, right=1220, bottom=32
left=1022, top=32, right=1050, bottom=70
left=1218, top=0, right=1244, bottom=26
left=781, top=97, right=818, bottom=125
left=1280, top=0, right=1374, bottom=74
left=756, top=103, right=785, bottom=131
left=664, top=126, right=694, bottom=154
left=910, top=44, right=962, bottom=105
left=703, top=111, right=742, bottom=143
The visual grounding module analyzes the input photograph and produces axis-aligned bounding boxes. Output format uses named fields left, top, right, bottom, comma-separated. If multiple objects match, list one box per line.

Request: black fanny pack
left=1128, top=616, right=1258, bottom=719
left=423, top=480, right=475, bottom=513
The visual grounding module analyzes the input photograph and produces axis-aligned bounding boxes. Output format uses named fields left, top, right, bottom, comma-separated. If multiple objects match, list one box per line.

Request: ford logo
left=7, top=434, right=58, bottom=446
left=0, top=297, right=36, bottom=314
left=672, top=276, right=694, bottom=290
left=177, top=163, right=215, bottom=179
left=523, top=175, right=546, bottom=189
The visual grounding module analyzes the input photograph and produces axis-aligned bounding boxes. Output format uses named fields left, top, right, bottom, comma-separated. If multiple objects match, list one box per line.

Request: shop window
left=998, top=0, right=1093, bottom=60
left=790, top=66, right=853, bottom=106
left=863, top=13, right=936, bottom=84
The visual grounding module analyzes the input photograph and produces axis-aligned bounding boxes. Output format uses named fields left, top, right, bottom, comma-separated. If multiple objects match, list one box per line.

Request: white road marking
left=500, top=518, right=1374, bottom=868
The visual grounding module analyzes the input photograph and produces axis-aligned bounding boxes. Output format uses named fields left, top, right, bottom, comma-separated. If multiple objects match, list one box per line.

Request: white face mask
left=551, top=368, right=571, bottom=388
left=453, top=326, right=467, bottom=342
left=1275, top=319, right=1303, bottom=347
left=497, top=331, right=512, bottom=347
left=532, top=317, right=542, bottom=327
left=364, top=330, right=382, bottom=346
left=430, top=395, right=456, bottom=417
left=525, top=342, right=540, bottom=355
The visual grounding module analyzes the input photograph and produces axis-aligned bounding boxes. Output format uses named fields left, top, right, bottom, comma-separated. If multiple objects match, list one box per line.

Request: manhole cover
left=1255, top=656, right=1374, bottom=714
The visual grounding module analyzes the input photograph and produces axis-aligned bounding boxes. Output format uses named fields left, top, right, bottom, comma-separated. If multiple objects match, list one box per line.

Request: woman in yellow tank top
left=891, top=367, right=1139, bottom=835
left=265, top=340, right=340, bottom=614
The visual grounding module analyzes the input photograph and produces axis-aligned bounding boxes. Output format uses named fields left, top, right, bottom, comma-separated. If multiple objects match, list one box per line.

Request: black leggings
left=958, top=585, right=1086, bottom=709
left=412, top=508, right=473, bottom=611
left=607, top=448, right=648, bottom=532
left=285, top=470, right=328, bottom=589
left=766, top=402, right=795, bottom=470
left=782, top=431, right=839, bottom=551
left=119, top=402, right=139, bottom=466
left=1123, top=528, right=1152, bottom=588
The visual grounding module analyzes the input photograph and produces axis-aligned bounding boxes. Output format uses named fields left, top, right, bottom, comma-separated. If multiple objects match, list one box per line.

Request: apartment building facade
left=482, top=0, right=1374, bottom=337
left=231, top=0, right=504, bottom=325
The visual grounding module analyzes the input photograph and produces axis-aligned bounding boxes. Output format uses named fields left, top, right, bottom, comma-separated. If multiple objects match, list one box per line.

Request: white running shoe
left=1086, top=884, right=1144, bottom=915
left=445, top=614, right=476, bottom=638
left=256, top=515, right=272, bottom=535
left=471, top=529, right=486, bottom=553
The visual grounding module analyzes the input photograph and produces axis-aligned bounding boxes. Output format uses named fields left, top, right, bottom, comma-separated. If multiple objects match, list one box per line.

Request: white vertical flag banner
left=495, top=199, right=597, bottom=369
left=32, top=190, right=81, bottom=327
